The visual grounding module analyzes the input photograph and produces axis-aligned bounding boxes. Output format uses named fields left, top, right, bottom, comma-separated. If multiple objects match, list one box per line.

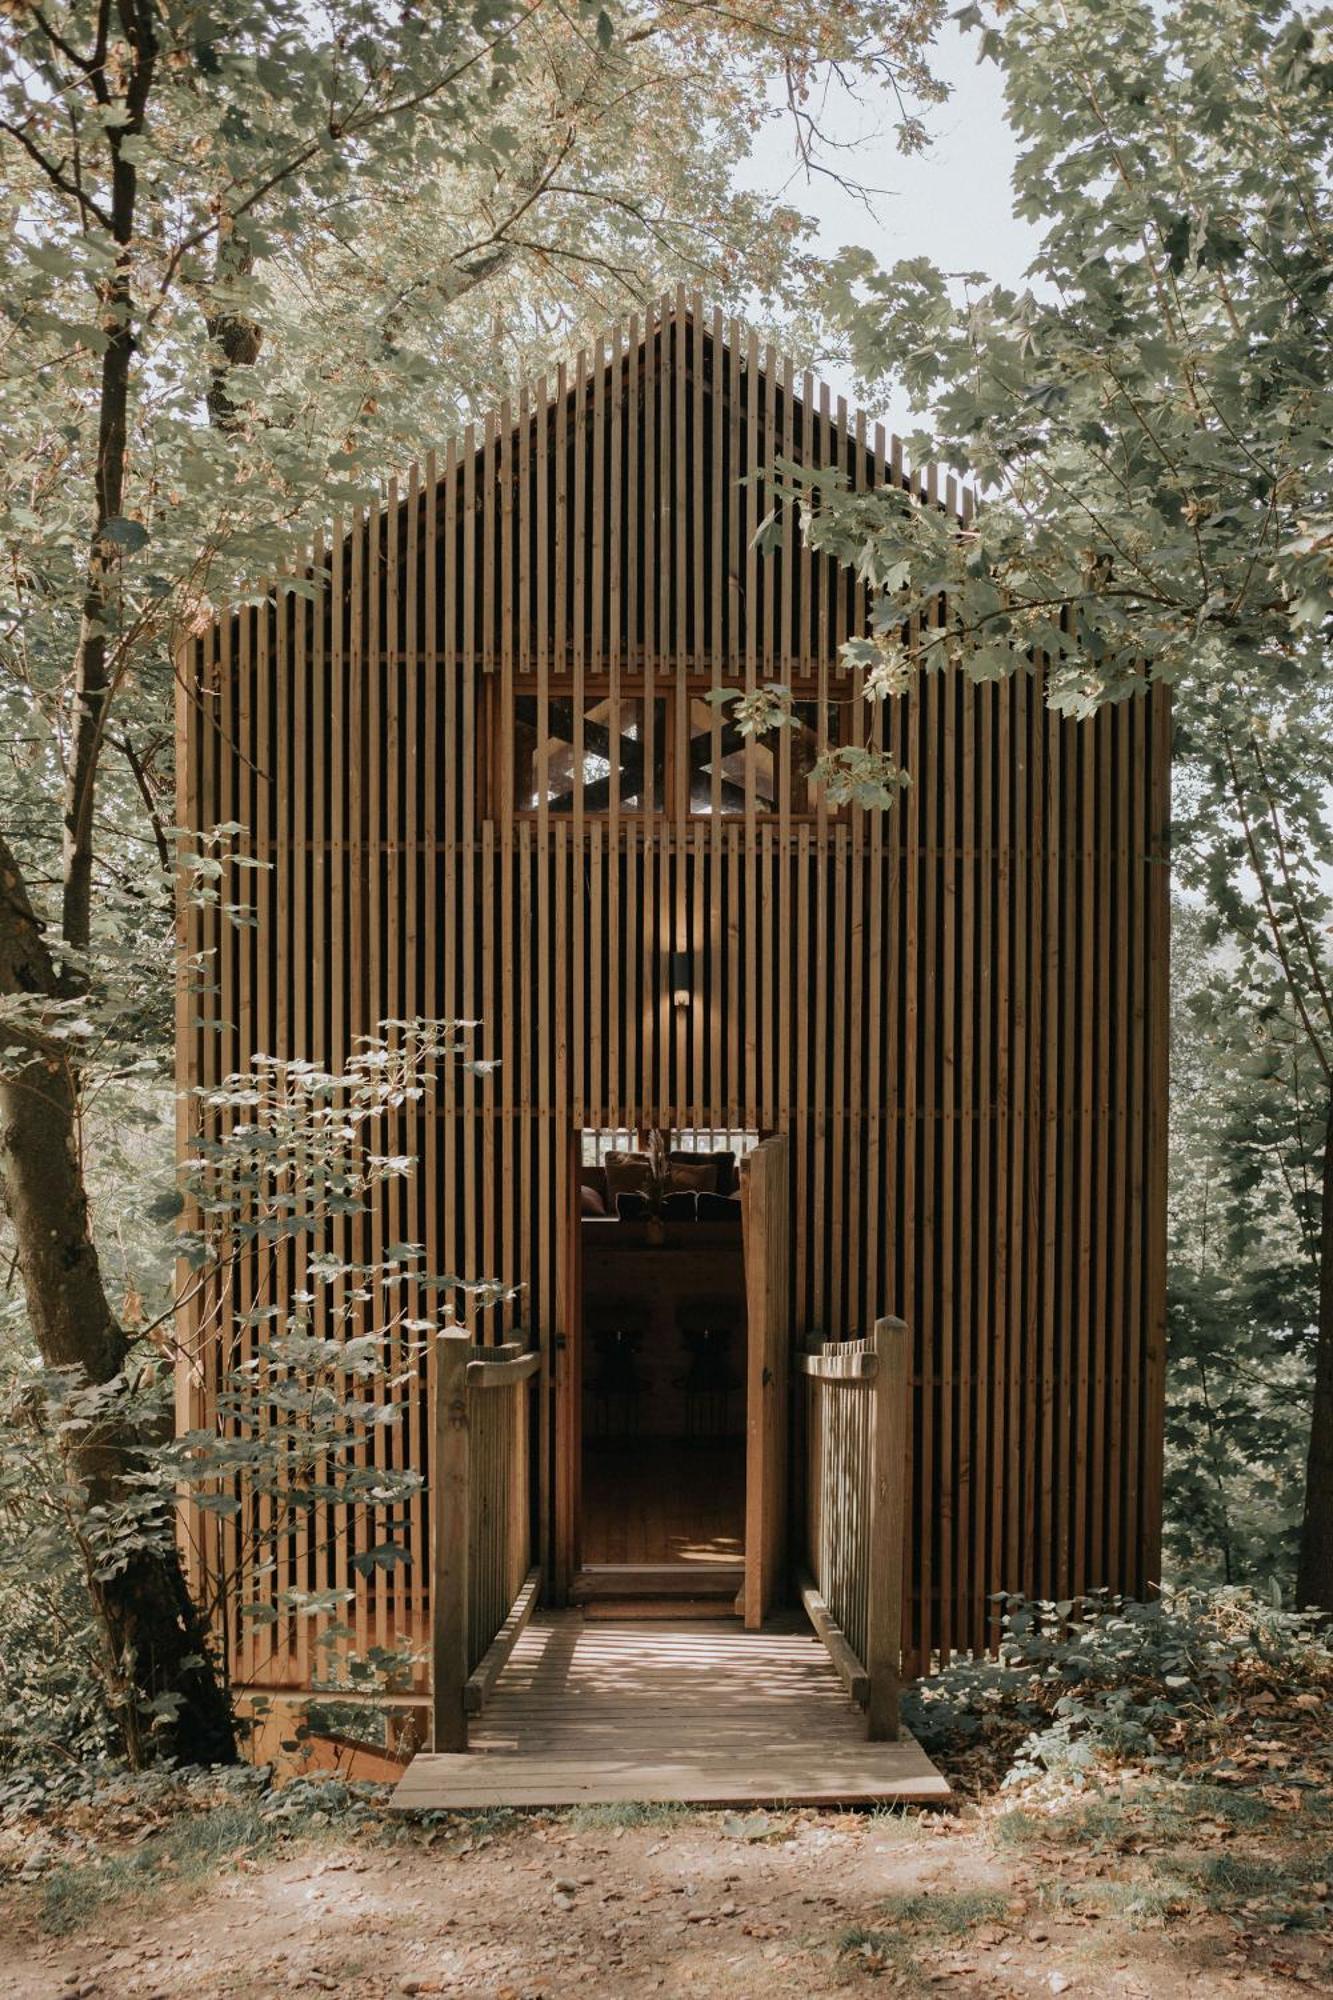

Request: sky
left=738, top=20, right=1042, bottom=433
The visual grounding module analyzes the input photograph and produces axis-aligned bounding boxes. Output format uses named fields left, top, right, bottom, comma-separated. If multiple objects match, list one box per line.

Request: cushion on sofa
left=669, top=1148, right=736, bottom=1196
left=605, top=1150, right=654, bottom=1201
left=580, top=1182, right=606, bottom=1217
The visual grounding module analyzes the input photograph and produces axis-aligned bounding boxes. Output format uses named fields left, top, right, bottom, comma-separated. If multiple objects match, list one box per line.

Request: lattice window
left=684, top=697, right=836, bottom=815
left=514, top=695, right=665, bottom=813
left=512, top=691, right=838, bottom=817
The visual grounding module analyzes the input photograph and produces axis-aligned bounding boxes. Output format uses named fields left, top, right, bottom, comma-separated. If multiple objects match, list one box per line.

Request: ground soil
left=1, top=1791, right=1329, bottom=2000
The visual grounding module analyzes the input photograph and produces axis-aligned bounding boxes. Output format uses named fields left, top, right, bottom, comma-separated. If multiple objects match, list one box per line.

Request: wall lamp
left=669, top=949, right=693, bottom=1009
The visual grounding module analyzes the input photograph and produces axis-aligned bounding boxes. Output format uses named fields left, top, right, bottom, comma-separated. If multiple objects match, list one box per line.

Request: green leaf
left=102, top=517, right=150, bottom=553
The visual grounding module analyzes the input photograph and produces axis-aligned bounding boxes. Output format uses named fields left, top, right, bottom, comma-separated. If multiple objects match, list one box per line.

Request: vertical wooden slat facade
left=177, top=299, right=1169, bottom=1686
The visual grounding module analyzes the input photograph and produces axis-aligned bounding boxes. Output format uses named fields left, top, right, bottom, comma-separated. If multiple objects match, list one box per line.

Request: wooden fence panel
left=798, top=1317, right=909, bottom=1738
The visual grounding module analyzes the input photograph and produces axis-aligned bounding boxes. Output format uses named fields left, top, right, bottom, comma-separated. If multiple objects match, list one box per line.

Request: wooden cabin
left=176, top=294, right=1169, bottom=1762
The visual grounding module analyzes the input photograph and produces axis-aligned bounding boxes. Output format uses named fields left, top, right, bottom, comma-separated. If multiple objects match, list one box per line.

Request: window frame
left=510, top=684, right=668, bottom=818
left=493, top=675, right=847, bottom=823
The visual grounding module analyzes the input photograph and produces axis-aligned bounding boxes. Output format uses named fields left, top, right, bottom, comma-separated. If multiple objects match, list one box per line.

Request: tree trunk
left=61, top=0, right=158, bottom=959
left=0, top=835, right=237, bottom=1765
left=1297, top=1086, right=1333, bottom=1613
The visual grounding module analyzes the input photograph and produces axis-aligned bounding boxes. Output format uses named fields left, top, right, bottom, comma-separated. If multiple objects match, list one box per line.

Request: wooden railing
left=432, top=1332, right=541, bottom=1751
left=797, top=1316, right=909, bottom=1739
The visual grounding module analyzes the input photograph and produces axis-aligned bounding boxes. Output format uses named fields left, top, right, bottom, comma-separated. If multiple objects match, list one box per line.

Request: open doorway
left=574, top=1128, right=756, bottom=1604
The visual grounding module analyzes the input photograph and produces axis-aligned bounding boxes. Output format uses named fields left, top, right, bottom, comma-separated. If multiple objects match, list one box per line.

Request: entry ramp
left=391, top=1610, right=950, bottom=1811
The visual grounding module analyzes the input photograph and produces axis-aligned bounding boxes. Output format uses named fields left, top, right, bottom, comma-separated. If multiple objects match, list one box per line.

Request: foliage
left=0, top=1306, right=118, bottom=1772
left=0, top=1007, right=512, bottom=1758
left=172, top=1017, right=513, bottom=1680
left=1165, top=900, right=1316, bottom=1585
left=903, top=1586, right=1333, bottom=1789
left=0, top=0, right=946, bottom=819
left=800, top=0, right=1332, bottom=711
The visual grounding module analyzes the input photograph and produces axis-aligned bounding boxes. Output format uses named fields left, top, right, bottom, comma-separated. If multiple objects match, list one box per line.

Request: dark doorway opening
left=573, top=1130, right=750, bottom=1607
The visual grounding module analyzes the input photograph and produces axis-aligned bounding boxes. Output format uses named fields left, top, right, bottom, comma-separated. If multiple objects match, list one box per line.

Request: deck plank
left=391, top=1612, right=950, bottom=1809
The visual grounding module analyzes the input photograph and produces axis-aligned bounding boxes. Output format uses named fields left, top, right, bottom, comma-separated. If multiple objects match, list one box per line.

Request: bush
left=902, top=1586, right=1333, bottom=1787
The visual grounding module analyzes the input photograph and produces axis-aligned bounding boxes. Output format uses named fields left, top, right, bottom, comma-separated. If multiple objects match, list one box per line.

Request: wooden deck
left=391, top=1611, right=950, bottom=1810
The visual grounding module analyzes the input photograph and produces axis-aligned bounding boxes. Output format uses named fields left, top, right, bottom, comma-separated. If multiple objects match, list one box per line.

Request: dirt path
left=2, top=1798, right=1328, bottom=2000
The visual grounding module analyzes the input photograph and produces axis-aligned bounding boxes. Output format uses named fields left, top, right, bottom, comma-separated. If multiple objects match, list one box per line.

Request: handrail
left=431, top=1331, right=539, bottom=1753
left=800, top=1316, right=909, bottom=1740
left=797, top=1345, right=878, bottom=1382
left=467, top=1349, right=541, bottom=1390
left=464, top=1566, right=541, bottom=1714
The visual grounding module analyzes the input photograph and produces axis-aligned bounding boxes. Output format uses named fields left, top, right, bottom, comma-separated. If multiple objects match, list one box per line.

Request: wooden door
left=741, top=1133, right=791, bottom=1629
left=553, top=1126, right=583, bottom=1602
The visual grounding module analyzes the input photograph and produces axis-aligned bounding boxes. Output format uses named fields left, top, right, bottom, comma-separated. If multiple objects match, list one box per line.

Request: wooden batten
left=177, top=297, right=1170, bottom=1689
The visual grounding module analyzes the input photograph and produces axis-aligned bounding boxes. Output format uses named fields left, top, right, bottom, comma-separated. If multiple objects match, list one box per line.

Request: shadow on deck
left=390, top=1611, right=951, bottom=1811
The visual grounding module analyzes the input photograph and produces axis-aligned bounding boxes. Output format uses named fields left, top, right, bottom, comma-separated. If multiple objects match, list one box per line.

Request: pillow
left=615, top=1190, right=651, bottom=1220
left=579, top=1163, right=609, bottom=1205
left=663, top=1190, right=698, bottom=1220
left=605, top=1150, right=654, bottom=1201
left=669, top=1148, right=736, bottom=1197
left=580, top=1182, right=606, bottom=1217
left=697, top=1191, right=742, bottom=1222
left=668, top=1159, right=717, bottom=1194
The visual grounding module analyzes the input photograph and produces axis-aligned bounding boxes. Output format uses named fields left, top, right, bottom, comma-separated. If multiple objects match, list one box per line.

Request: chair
left=585, top=1302, right=646, bottom=1438
left=676, top=1298, right=741, bottom=1437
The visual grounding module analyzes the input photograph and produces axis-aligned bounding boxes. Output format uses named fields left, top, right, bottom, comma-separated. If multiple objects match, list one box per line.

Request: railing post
left=432, top=1329, right=471, bottom=1752
left=865, top=1316, right=909, bottom=1740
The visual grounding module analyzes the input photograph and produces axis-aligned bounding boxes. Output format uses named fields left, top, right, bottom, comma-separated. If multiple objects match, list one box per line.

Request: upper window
left=515, top=695, right=665, bottom=813
left=513, top=689, right=838, bottom=817
left=686, top=697, right=835, bottom=815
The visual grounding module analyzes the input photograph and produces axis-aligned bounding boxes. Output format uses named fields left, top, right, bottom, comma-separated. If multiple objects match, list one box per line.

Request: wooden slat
left=865, top=1317, right=909, bottom=1739
left=432, top=1330, right=470, bottom=1752
left=742, top=1134, right=790, bottom=1629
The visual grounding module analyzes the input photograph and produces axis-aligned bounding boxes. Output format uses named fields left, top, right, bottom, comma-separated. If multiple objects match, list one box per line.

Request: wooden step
left=582, top=1597, right=740, bottom=1621
left=572, top=1563, right=743, bottom=1603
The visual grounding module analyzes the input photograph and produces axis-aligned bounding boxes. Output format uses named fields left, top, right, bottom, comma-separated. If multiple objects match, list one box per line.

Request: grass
left=37, top=1801, right=282, bottom=1934
left=25, top=1779, right=390, bottom=1936
left=435, top=1805, right=524, bottom=1839
left=985, top=1779, right=1333, bottom=1943
left=838, top=1889, right=1008, bottom=1983
left=862, top=1802, right=923, bottom=1837
left=565, top=1801, right=693, bottom=1831
left=1192, top=1844, right=1333, bottom=1928
left=1065, top=1870, right=1196, bottom=1929
left=877, top=1889, right=1008, bottom=1935
left=992, top=1779, right=1284, bottom=1856
left=838, top=1924, right=923, bottom=1981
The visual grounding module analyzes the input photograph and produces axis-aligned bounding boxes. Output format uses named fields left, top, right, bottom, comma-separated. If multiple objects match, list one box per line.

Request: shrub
left=902, top=1586, right=1333, bottom=1786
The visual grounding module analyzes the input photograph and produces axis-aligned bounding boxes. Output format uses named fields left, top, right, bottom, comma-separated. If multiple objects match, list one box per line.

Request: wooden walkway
left=391, top=1612, right=950, bottom=1810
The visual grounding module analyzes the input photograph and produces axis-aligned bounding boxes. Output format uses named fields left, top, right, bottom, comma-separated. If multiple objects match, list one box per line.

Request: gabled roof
left=216, top=293, right=970, bottom=679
